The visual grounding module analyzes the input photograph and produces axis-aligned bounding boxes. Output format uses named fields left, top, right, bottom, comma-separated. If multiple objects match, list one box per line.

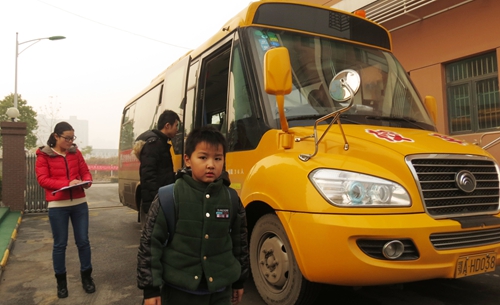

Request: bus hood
left=240, top=125, right=497, bottom=214
left=291, top=124, right=492, bottom=159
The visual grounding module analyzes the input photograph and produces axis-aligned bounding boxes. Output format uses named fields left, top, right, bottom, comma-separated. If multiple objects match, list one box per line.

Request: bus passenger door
left=187, top=34, right=264, bottom=189
left=193, top=35, right=263, bottom=153
left=192, top=40, right=233, bottom=137
left=161, top=55, right=191, bottom=172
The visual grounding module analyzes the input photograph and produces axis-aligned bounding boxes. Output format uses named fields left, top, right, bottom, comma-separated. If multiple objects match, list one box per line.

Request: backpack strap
left=158, top=183, right=175, bottom=246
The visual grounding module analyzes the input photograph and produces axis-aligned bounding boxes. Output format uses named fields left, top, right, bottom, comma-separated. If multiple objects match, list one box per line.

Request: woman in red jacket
left=36, top=121, right=95, bottom=299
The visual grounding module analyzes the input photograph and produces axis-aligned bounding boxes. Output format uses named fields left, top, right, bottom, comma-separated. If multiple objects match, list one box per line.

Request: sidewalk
left=0, top=207, right=22, bottom=279
left=0, top=204, right=143, bottom=304
left=0, top=181, right=114, bottom=274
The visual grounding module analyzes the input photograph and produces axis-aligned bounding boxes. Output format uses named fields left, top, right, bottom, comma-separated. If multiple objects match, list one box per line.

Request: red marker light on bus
left=354, top=10, right=366, bottom=18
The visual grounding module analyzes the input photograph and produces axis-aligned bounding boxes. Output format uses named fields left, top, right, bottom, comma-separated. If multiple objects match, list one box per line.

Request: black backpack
left=157, top=183, right=240, bottom=246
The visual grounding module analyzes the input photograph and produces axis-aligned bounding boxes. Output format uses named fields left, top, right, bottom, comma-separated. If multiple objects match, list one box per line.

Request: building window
left=447, top=52, right=499, bottom=134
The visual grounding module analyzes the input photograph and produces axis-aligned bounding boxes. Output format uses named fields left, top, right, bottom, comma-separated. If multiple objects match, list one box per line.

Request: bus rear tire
left=250, top=214, right=320, bottom=305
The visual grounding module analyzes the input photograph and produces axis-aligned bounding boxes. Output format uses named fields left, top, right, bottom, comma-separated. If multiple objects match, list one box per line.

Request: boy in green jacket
left=137, top=126, right=249, bottom=305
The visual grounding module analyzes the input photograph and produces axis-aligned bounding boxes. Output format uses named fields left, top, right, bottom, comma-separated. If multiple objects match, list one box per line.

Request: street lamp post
left=13, top=32, right=65, bottom=109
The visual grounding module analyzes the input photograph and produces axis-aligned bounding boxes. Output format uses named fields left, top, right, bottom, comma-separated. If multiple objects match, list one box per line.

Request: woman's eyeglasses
left=59, top=135, right=77, bottom=142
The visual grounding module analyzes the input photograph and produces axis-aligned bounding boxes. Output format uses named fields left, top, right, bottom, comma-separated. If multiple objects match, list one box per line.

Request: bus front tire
left=250, top=214, right=320, bottom=305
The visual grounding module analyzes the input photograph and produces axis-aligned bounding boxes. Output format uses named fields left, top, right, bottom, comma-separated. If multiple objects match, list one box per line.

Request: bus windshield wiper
left=287, top=115, right=325, bottom=121
left=287, top=114, right=359, bottom=124
left=339, top=114, right=361, bottom=124
left=365, top=115, right=425, bottom=130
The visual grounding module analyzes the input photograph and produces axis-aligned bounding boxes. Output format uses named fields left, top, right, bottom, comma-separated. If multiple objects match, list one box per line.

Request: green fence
left=25, top=153, right=47, bottom=213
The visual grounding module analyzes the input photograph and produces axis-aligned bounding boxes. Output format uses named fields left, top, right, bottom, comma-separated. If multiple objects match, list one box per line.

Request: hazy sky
left=0, top=0, right=253, bottom=149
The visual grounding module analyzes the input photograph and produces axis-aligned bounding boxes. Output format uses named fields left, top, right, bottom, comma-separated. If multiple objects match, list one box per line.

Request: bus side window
left=196, top=44, right=231, bottom=134
left=227, top=43, right=259, bottom=151
left=120, top=104, right=136, bottom=151
left=133, top=85, right=162, bottom=138
left=162, top=55, right=190, bottom=156
left=183, top=60, right=199, bottom=152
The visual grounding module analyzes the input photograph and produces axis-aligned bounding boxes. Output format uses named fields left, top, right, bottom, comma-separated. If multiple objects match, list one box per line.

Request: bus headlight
left=309, top=169, right=411, bottom=207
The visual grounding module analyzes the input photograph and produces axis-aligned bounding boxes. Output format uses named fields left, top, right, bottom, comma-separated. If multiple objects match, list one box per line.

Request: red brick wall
left=1, top=122, right=27, bottom=211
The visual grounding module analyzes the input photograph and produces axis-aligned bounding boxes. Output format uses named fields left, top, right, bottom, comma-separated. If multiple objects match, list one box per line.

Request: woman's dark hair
left=47, top=121, right=74, bottom=147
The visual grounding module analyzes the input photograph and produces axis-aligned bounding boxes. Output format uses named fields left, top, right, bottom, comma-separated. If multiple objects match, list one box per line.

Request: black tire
left=250, top=214, right=320, bottom=305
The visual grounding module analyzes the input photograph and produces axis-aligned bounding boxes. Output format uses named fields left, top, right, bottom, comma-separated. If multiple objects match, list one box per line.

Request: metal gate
left=25, top=153, right=47, bottom=213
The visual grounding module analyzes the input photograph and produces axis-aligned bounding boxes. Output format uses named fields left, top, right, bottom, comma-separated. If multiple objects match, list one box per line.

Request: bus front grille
left=407, top=154, right=500, bottom=218
left=430, top=227, right=500, bottom=250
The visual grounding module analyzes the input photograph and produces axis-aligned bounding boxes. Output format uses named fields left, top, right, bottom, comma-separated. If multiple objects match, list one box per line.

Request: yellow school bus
left=118, top=1, right=500, bottom=304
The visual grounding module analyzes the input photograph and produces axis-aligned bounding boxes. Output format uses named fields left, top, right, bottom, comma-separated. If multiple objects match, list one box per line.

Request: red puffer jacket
left=36, top=145, right=92, bottom=202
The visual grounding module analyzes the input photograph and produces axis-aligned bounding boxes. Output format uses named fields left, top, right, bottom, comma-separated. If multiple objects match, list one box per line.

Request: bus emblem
left=455, top=170, right=477, bottom=193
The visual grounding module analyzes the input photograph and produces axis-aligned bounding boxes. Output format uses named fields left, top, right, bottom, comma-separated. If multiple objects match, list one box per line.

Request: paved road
left=1, top=183, right=500, bottom=305
left=0, top=184, right=262, bottom=305
left=0, top=183, right=143, bottom=305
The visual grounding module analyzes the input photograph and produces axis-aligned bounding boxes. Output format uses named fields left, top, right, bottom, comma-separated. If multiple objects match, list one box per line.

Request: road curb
left=0, top=212, right=23, bottom=281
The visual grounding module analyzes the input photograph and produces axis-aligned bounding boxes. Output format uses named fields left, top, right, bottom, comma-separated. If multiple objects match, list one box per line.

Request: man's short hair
left=157, top=110, right=180, bottom=130
left=185, top=126, right=227, bottom=158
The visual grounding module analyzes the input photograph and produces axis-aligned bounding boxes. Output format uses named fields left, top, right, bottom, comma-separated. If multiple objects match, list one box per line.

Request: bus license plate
left=455, top=252, right=496, bottom=278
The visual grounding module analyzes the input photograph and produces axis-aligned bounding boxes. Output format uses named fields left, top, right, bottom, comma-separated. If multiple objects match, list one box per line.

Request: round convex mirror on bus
left=328, top=69, right=361, bottom=102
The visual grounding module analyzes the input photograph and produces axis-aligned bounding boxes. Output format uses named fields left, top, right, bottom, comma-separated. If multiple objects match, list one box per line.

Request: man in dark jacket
left=133, top=110, right=180, bottom=225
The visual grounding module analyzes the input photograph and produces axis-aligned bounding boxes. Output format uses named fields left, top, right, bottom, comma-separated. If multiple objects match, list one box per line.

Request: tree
left=80, top=145, right=93, bottom=158
left=0, top=94, right=38, bottom=149
left=35, top=96, right=61, bottom=147
left=119, top=122, right=134, bottom=150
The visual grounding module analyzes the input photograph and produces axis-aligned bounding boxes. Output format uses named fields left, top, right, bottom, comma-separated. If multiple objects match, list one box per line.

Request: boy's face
left=184, top=141, right=224, bottom=183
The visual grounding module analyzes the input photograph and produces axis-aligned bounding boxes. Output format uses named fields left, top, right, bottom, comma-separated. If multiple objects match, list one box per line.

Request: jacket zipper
left=63, top=156, right=74, bottom=201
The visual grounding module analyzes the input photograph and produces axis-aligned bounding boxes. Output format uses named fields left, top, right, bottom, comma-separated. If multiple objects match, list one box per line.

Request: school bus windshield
left=246, top=27, right=435, bottom=131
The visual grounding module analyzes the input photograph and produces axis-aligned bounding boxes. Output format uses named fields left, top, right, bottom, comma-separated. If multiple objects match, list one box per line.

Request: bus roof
left=124, top=0, right=391, bottom=107
left=190, top=0, right=391, bottom=60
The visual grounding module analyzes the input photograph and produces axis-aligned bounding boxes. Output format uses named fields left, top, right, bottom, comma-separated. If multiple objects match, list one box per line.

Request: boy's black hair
left=185, top=126, right=227, bottom=157
left=157, top=110, right=180, bottom=130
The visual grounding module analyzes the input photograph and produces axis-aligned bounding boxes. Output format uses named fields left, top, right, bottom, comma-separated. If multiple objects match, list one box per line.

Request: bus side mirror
left=264, top=47, right=292, bottom=133
left=264, top=47, right=292, bottom=95
left=424, top=96, right=437, bottom=124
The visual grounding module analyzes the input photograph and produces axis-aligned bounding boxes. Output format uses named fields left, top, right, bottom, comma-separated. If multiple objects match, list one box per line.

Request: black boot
left=55, top=273, right=68, bottom=298
left=81, top=268, right=96, bottom=293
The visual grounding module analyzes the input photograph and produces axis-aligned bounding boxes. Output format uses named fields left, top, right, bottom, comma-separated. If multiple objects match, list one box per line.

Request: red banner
left=88, top=165, right=118, bottom=171
left=119, top=149, right=140, bottom=171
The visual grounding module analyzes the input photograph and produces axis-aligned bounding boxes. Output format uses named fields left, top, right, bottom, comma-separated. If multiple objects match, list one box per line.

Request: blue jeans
left=48, top=202, right=92, bottom=274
